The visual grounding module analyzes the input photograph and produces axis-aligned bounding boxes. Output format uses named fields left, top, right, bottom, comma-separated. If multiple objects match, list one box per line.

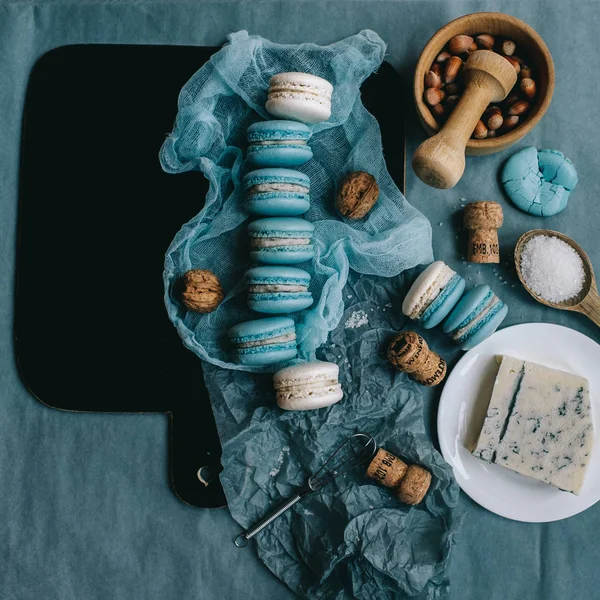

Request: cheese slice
left=472, top=355, right=594, bottom=495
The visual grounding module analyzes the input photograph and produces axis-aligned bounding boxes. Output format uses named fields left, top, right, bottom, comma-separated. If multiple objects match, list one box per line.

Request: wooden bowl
left=414, top=12, right=554, bottom=156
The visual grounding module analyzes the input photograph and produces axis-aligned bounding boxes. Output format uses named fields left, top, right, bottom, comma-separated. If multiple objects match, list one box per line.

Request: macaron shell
left=250, top=246, right=314, bottom=265
left=402, top=261, right=450, bottom=317
left=247, top=145, right=313, bottom=168
left=227, top=316, right=295, bottom=342
left=420, top=276, right=466, bottom=329
left=248, top=292, right=313, bottom=314
left=277, top=387, right=343, bottom=410
left=248, top=217, right=314, bottom=236
left=235, top=344, right=298, bottom=366
left=247, top=120, right=312, bottom=142
left=459, top=303, right=508, bottom=350
left=246, top=192, right=310, bottom=217
left=442, top=285, right=492, bottom=334
left=243, top=168, right=310, bottom=190
left=266, top=97, right=331, bottom=125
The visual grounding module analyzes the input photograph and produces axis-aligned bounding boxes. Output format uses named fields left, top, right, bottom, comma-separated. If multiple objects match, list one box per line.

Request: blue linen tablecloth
left=1, top=1, right=599, bottom=599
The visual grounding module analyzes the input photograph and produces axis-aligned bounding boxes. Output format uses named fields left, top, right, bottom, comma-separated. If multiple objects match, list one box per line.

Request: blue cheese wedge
left=472, top=355, right=594, bottom=495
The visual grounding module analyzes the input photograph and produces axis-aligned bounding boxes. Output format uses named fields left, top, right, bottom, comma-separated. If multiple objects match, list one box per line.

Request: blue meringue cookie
left=501, top=146, right=578, bottom=217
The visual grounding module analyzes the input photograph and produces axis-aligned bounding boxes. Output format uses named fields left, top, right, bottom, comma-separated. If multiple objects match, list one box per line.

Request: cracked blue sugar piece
left=501, top=146, right=578, bottom=217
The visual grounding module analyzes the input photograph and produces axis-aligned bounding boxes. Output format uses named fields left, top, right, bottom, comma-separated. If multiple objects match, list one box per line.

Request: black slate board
left=16, top=44, right=407, bottom=509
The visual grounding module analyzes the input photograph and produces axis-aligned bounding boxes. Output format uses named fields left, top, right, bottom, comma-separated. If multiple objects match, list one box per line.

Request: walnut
left=180, top=269, right=223, bottom=313
left=336, top=171, right=379, bottom=219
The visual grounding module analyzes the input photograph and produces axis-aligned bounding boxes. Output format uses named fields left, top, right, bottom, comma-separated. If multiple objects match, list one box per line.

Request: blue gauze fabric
left=160, top=30, right=462, bottom=600
left=159, top=30, right=433, bottom=372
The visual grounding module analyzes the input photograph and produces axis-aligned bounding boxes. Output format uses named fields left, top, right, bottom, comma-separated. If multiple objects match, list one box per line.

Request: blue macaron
left=248, top=217, right=314, bottom=265
left=227, top=316, right=297, bottom=366
left=443, top=284, right=508, bottom=351
left=245, top=266, right=313, bottom=314
left=243, top=168, right=310, bottom=217
left=247, top=120, right=313, bottom=168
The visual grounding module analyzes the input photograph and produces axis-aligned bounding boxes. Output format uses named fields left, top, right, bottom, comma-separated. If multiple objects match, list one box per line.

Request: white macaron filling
left=403, top=262, right=456, bottom=320
left=250, top=237, right=311, bottom=248
left=235, top=332, right=296, bottom=349
left=248, top=183, right=308, bottom=194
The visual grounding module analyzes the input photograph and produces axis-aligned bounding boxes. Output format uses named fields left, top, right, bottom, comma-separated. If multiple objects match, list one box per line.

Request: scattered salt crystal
left=520, top=235, right=585, bottom=302
left=345, top=310, right=369, bottom=329
left=439, top=222, right=443, bottom=226
left=347, top=295, right=353, bottom=299
left=269, top=446, right=290, bottom=477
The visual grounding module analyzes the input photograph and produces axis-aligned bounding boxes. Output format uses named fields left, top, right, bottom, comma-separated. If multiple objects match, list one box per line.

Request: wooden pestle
left=464, top=201, right=503, bottom=263
left=366, top=448, right=431, bottom=505
left=413, top=51, right=517, bottom=189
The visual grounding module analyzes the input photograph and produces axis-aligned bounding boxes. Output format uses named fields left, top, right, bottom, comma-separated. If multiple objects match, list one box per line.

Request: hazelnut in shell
left=181, top=269, right=224, bottom=313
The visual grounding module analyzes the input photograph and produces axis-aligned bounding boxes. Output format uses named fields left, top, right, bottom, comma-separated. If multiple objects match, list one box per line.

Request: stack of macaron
left=227, top=72, right=333, bottom=367
left=402, top=261, right=508, bottom=351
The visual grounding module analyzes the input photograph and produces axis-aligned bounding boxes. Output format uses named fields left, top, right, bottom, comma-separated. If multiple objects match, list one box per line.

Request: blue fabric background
left=1, top=1, right=599, bottom=599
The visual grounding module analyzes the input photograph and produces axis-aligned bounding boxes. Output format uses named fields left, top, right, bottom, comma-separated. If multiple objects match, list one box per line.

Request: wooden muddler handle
left=413, top=51, right=517, bottom=189
left=366, top=448, right=431, bottom=505
left=464, top=201, right=503, bottom=263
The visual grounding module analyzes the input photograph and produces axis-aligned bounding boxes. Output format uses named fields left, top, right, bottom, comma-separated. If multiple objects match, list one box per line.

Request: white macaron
left=266, top=72, right=333, bottom=125
left=273, top=360, right=343, bottom=411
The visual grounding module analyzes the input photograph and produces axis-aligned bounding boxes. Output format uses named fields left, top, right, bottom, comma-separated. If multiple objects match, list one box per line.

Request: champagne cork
left=464, top=201, right=503, bottom=264
left=387, top=331, right=447, bottom=386
left=366, top=448, right=408, bottom=488
left=395, top=465, right=432, bottom=506
left=366, top=448, right=432, bottom=505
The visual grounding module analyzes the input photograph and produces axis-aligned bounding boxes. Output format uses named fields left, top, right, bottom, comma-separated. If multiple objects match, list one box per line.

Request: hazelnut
left=476, top=33, right=495, bottom=50
left=436, top=51, right=451, bottom=63
left=503, top=56, right=521, bottom=74
left=521, top=65, right=533, bottom=79
left=501, top=39, right=516, bottom=56
left=472, top=120, right=488, bottom=139
left=430, top=104, right=446, bottom=122
left=336, top=171, right=379, bottom=219
left=425, top=70, right=442, bottom=89
left=424, top=87, right=445, bottom=106
left=502, top=115, right=519, bottom=130
left=181, top=269, right=224, bottom=313
left=520, top=77, right=536, bottom=99
left=448, top=34, right=474, bottom=55
left=487, top=112, right=503, bottom=131
left=508, top=100, right=530, bottom=116
left=444, top=56, right=463, bottom=83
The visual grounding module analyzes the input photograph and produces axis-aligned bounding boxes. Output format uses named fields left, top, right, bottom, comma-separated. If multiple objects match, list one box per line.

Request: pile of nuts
left=424, top=33, right=537, bottom=139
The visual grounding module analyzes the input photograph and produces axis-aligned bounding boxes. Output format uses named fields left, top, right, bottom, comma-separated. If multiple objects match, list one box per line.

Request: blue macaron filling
left=249, top=292, right=312, bottom=301
left=445, top=289, right=495, bottom=337
left=243, top=168, right=310, bottom=191
left=455, top=300, right=505, bottom=344
left=234, top=341, right=297, bottom=355
left=247, top=121, right=311, bottom=143
left=228, top=324, right=295, bottom=345
left=419, top=274, right=464, bottom=324
left=250, top=229, right=314, bottom=239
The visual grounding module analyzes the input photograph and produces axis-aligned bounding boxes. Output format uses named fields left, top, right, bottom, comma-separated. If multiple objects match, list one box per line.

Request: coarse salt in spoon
left=514, top=229, right=600, bottom=327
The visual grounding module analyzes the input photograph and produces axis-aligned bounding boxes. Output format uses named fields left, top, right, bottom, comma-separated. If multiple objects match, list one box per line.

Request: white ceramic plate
left=438, top=323, right=600, bottom=522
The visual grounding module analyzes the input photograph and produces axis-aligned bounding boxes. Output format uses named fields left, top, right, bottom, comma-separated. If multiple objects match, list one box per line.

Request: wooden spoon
left=514, top=229, right=600, bottom=327
left=412, top=50, right=517, bottom=189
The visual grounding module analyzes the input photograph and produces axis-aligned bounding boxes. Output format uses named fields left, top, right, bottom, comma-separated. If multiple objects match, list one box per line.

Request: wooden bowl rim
left=414, top=11, right=555, bottom=152
left=514, top=229, right=595, bottom=309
